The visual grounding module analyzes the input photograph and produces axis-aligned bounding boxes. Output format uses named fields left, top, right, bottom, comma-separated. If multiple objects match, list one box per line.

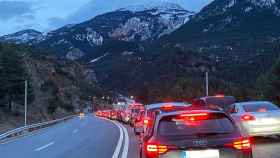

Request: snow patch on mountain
left=110, top=3, right=194, bottom=41
left=89, top=53, right=109, bottom=63
left=245, top=6, right=253, bottom=12
left=74, top=28, right=103, bottom=46
left=66, top=48, right=85, bottom=60
left=109, top=17, right=152, bottom=41
left=119, top=2, right=185, bottom=13
left=227, top=0, right=236, bottom=8
left=0, top=29, right=44, bottom=44
left=249, top=0, right=276, bottom=7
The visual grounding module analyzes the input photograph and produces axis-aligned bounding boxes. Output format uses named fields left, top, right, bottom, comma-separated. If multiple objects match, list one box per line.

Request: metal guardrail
left=0, top=115, right=75, bottom=142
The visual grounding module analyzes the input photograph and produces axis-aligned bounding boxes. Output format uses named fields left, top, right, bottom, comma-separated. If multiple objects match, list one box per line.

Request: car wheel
left=139, top=147, right=144, bottom=158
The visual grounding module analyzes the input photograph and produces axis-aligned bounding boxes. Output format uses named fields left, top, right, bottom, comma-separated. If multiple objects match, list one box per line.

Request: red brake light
left=179, top=113, right=209, bottom=121
left=146, top=144, right=168, bottom=155
left=144, top=118, right=150, bottom=125
left=241, top=114, right=255, bottom=121
left=161, top=104, right=173, bottom=111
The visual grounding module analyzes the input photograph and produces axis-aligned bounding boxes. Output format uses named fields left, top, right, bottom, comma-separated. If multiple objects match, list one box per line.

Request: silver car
left=226, top=101, right=280, bottom=136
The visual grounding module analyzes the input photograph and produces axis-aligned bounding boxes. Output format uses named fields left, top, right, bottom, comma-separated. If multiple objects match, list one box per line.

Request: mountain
left=2, top=0, right=280, bottom=102
left=154, top=0, right=280, bottom=84
left=86, top=0, right=280, bottom=101
left=38, top=2, right=193, bottom=60
left=0, top=2, right=193, bottom=61
left=0, top=29, right=44, bottom=45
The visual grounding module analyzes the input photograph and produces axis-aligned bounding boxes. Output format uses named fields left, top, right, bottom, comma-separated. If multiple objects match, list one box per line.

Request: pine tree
left=0, top=44, right=30, bottom=111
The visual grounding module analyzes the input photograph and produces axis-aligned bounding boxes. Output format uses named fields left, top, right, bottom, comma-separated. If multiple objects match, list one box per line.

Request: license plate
left=181, top=149, right=219, bottom=158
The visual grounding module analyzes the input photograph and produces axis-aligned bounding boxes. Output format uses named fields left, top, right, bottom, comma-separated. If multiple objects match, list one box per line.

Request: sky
left=0, top=0, right=213, bottom=36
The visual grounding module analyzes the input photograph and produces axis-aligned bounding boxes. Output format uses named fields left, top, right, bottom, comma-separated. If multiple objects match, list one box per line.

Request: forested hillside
left=0, top=43, right=110, bottom=132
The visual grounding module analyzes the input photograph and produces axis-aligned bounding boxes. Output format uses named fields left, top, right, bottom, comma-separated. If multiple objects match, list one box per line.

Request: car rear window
left=242, top=102, right=279, bottom=112
left=205, top=97, right=236, bottom=109
left=158, top=113, right=235, bottom=137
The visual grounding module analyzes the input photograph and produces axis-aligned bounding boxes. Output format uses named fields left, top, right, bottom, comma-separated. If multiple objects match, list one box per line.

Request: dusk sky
left=0, top=0, right=213, bottom=35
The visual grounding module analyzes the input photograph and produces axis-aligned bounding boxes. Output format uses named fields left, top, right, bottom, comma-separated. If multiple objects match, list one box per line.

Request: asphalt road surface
left=1, top=115, right=280, bottom=158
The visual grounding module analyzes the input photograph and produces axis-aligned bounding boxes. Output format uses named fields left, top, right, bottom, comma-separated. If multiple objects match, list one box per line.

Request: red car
left=102, top=110, right=110, bottom=118
left=133, top=110, right=145, bottom=135
left=122, top=103, right=144, bottom=124
left=109, top=110, right=117, bottom=120
left=95, top=111, right=102, bottom=117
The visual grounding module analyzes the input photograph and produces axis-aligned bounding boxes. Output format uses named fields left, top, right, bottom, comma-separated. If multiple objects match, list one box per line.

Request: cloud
left=0, top=1, right=35, bottom=20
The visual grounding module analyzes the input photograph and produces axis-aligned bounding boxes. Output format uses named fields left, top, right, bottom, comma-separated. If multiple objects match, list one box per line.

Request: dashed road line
left=73, top=129, right=79, bottom=134
left=34, top=141, right=55, bottom=151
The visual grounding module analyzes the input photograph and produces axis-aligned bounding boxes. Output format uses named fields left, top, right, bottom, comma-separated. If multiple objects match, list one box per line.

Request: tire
left=139, top=146, right=144, bottom=158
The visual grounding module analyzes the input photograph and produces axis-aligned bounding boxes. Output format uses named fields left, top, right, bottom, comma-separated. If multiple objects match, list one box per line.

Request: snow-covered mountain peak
left=119, top=2, right=186, bottom=13
left=0, top=29, right=44, bottom=44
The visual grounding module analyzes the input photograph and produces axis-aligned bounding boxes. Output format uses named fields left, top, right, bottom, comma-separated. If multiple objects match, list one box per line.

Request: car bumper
left=242, top=123, right=280, bottom=136
left=159, top=149, right=252, bottom=158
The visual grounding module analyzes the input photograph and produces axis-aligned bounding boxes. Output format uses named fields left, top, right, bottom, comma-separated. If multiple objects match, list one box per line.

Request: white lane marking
left=119, top=123, right=129, bottom=158
left=112, top=121, right=124, bottom=158
left=34, top=141, right=55, bottom=151
left=73, top=129, right=79, bottom=134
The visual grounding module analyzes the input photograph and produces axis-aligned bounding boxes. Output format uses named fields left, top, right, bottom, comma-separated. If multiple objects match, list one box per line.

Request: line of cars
left=95, top=102, right=144, bottom=126
left=96, top=95, right=280, bottom=158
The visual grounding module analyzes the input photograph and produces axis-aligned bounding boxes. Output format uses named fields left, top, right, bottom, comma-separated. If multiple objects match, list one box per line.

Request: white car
left=226, top=101, right=280, bottom=136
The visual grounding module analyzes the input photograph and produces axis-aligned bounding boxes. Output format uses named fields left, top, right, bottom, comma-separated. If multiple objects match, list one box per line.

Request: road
left=1, top=115, right=280, bottom=158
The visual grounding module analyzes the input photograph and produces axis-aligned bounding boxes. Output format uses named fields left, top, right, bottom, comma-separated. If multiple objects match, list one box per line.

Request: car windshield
left=242, top=102, right=279, bottom=112
left=158, top=113, right=235, bottom=137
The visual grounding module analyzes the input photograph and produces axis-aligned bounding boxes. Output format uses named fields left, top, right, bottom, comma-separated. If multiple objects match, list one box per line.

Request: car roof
left=235, top=101, right=273, bottom=106
left=145, top=102, right=190, bottom=110
left=200, top=95, right=236, bottom=100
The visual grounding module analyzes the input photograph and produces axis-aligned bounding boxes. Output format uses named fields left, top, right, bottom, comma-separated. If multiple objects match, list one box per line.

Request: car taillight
left=144, top=117, right=152, bottom=125
left=179, top=113, right=209, bottom=121
left=241, top=114, right=255, bottom=121
left=161, top=105, right=173, bottom=111
left=147, top=144, right=168, bottom=154
left=225, top=138, right=252, bottom=150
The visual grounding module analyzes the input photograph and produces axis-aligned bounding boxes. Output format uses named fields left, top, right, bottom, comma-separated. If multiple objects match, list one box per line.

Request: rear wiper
left=196, top=132, right=231, bottom=136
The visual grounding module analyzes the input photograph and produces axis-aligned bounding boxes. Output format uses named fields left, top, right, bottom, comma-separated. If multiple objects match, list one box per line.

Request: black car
left=140, top=109, right=253, bottom=158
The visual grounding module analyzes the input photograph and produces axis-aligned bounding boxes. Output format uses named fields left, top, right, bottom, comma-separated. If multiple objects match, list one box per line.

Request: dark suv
left=140, top=109, right=253, bottom=158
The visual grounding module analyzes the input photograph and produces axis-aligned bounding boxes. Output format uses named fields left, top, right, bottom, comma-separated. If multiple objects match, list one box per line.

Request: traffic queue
left=96, top=95, right=280, bottom=158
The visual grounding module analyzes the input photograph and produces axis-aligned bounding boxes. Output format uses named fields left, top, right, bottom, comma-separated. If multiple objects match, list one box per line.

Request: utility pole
left=24, top=80, right=28, bottom=126
left=205, top=72, right=209, bottom=96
